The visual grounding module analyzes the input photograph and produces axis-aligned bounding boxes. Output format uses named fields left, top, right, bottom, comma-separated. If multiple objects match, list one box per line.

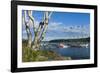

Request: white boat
left=80, top=43, right=89, bottom=48
left=59, top=43, right=69, bottom=48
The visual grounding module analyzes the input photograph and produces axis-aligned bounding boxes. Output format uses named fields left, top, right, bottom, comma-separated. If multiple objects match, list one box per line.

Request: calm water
left=41, top=44, right=90, bottom=59
left=56, top=47, right=90, bottom=59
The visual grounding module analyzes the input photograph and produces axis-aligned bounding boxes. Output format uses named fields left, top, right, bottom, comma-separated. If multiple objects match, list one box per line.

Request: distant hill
left=49, top=37, right=90, bottom=43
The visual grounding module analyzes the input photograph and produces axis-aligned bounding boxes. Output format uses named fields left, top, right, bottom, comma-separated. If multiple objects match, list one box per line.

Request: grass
left=22, top=43, right=71, bottom=62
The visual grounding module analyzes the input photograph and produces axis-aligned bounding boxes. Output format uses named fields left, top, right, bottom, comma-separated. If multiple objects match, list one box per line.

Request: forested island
left=49, top=37, right=90, bottom=43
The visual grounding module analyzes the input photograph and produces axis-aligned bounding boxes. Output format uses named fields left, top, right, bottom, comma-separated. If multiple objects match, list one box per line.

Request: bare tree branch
left=28, top=10, right=37, bottom=33
left=48, top=12, right=53, bottom=19
left=39, top=12, right=52, bottom=42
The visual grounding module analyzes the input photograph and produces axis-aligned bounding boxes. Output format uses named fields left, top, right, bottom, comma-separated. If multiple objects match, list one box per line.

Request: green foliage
left=22, top=40, right=71, bottom=62
left=22, top=47, right=48, bottom=62
left=22, top=47, right=71, bottom=62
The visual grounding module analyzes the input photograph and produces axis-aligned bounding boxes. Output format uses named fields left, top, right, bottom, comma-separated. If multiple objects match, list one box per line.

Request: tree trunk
left=39, top=12, right=49, bottom=42
left=32, top=12, right=49, bottom=50
left=27, top=10, right=40, bottom=49
left=23, top=10, right=52, bottom=50
left=23, top=11, right=32, bottom=48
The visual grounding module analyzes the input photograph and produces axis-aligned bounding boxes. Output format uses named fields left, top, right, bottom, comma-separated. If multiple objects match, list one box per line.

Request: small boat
left=80, top=43, right=89, bottom=48
left=59, top=43, right=69, bottom=48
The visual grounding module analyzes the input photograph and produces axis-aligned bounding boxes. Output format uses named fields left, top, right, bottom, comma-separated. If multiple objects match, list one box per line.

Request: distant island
left=49, top=37, right=90, bottom=43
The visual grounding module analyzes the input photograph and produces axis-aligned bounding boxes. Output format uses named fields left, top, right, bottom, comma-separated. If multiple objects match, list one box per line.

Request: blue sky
left=22, top=10, right=90, bottom=41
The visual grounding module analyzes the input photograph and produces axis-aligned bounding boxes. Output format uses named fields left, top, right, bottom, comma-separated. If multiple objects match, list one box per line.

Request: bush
left=22, top=44, right=71, bottom=62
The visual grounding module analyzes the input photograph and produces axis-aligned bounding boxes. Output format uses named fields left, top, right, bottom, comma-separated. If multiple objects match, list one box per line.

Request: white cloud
left=43, top=36, right=70, bottom=41
left=48, top=22, right=63, bottom=31
left=22, top=19, right=90, bottom=40
left=62, top=26, right=90, bottom=33
left=48, top=22, right=90, bottom=34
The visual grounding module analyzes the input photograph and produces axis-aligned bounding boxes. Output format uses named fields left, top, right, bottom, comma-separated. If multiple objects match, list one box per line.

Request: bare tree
left=23, top=10, right=52, bottom=50
left=23, top=10, right=32, bottom=48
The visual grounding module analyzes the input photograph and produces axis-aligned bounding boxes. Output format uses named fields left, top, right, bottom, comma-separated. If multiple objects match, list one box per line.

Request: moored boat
left=59, top=43, right=69, bottom=48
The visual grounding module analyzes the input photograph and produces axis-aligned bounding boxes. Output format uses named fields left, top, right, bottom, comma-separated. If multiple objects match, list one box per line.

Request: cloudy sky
left=22, top=10, right=90, bottom=41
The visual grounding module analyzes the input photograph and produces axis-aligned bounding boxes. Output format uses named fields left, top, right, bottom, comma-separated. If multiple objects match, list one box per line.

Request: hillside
left=49, top=37, right=90, bottom=43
